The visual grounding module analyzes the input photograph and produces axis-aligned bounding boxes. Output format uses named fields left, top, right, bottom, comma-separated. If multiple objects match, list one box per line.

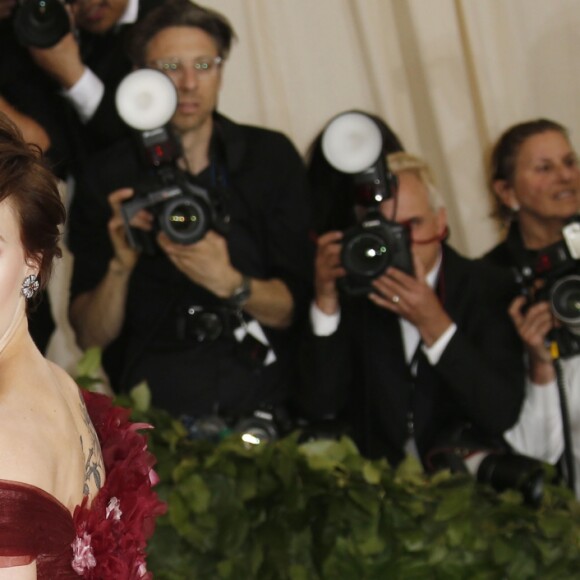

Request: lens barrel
left=342, top=231, right=391, bottom=278
left=550, top=274, right=580, bottom=334
left=161, top=196, right=208, bottom=244
left=13, top=0, right=71, bottom=48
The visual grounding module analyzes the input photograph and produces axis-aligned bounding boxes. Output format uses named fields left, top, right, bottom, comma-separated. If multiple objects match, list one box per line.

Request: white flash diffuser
left=115, top=69, right=178, bottom=131
left=321, top=111, right=383, bottom=174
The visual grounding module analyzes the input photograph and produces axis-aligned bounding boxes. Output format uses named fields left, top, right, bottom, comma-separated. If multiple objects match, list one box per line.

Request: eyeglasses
left=149, top=56, right=223, bottom=79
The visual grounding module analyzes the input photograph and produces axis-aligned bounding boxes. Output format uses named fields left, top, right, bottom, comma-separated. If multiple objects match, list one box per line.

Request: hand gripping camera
left=13, top=0, right=73, bottom=48
left=516, top=218, right=580, bottom=358
left=321, top=111, right=413, bottom=295
left=115, top=69, right=230, bottom=254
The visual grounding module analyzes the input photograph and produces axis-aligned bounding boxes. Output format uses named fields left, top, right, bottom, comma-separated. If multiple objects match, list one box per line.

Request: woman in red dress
left=0, top=113, right=165, bottom=579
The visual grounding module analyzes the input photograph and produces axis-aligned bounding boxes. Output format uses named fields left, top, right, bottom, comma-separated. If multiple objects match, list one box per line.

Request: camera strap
left=553, top=356, right=576, bottom=493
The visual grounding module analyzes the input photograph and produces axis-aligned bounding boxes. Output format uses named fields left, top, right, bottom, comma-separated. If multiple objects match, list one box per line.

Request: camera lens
left=477, top=453, right=544, bottom=508
left=186, top=308, right=223, bottom=342
left=550, top=275, right=580, bottom=334
left=235, top=412, right=278, bottom=447
left=342, top=231, right=391, bottom=278
left=13, top=0, right=71, bottom=48
left=161, top=196, right=208, bottom=244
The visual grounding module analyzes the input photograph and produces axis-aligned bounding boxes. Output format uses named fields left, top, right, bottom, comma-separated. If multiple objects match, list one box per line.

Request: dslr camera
left=13, top=0, right=74, bottom=48
left=320, top=111, right=413, bottom=295
left=115, top=69, right=230, bottom=254
left=516, top=217, right=580, bottom=358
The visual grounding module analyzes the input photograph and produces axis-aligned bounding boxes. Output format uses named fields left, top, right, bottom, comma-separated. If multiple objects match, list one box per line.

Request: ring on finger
left=391, top=294, right=400, bottom=304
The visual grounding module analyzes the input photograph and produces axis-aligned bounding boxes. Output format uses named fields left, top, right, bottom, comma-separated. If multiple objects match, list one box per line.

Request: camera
left=516, top=218, right=580, bottom=357
left=340, top=210, right=413, bottom=295
left=320, top=111, right=413, bottom=295
left=425, top=426, right=546, bottom=507
left=115, top=69, right=230, bottom=254
left=13, top=0, right=73, bottom=48
left=476, top=453, right=545, bottom=508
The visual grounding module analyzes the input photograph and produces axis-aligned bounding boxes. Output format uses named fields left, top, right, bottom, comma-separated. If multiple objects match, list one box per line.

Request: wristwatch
left=228, top=274, right=252, bottom=308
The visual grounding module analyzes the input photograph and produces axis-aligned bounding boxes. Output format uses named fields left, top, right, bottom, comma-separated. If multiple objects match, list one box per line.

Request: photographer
left=297, top=152, right=525, bottom=468
left=67, top=0, right=314, bottom=425
left=485, top=119, right=580, bottom=496
left=1, top=0, right=161, bottom=353
left=23, top=0, right=161, bottom=155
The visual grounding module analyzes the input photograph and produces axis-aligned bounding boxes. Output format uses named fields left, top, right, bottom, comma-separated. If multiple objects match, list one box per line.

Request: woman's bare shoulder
left=0, top=361, right=84, bottom=497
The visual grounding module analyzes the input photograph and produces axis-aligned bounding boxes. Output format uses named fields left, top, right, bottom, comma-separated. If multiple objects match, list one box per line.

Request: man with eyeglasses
left=67, top=0, right=314, bottom=432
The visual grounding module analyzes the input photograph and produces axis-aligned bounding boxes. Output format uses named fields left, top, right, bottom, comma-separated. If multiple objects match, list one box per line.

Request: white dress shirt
left=505, top=356, right=580, bottom=498
left=310, top=253, right=457, bottom=368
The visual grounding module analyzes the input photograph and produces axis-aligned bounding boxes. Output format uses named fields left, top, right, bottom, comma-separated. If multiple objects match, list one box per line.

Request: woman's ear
left=493, top=180, right=519, bottom=211
left=25, top=254, right=42, bottom=279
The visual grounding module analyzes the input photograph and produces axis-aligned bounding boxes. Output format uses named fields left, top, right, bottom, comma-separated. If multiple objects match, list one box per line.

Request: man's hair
left=0, top=113, right=65, bottom=299
left=387, top=151, right=445, bottom=211
left=488, top=118, right=569, bottom=223
left=129, top=0, right=237, bottom=66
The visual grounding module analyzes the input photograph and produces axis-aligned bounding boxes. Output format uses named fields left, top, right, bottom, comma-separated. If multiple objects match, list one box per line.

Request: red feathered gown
left=0, top=390, right=166, bottom=578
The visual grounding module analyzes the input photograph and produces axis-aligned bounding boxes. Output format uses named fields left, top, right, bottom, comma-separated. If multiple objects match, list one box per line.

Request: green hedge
left=77, top=352, right=580, bottom=579
left=127, top=396, right=580, bottom=579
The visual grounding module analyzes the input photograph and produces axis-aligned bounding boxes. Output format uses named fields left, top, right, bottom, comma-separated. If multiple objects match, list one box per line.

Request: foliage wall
left=133, top=398, right=580, bottom=580
left=77, top=352, right=580, bottom=579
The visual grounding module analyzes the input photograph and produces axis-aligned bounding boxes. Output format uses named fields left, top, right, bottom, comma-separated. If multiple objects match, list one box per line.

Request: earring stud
left=21, top=274, right=39, bottom=299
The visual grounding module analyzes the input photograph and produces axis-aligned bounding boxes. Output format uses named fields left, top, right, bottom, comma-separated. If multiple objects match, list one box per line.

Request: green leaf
left=433, top=485, right=473, bottom=522
left=362, top=461, right=381, bottom=485
left=394, top=454, right=425, bottom=484
left=180, top=473, right=211, bottom=514
left=130, top=381, right=152, bottom=412
left=75, top=346, right=102, bottom=379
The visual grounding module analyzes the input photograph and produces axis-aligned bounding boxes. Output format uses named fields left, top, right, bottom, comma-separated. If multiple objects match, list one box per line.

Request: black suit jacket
left=297, top=244, right=525, bottom=467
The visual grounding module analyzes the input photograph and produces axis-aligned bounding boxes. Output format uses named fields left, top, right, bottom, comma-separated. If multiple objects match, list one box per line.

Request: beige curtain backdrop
left=47, top=0, right=580, bottom=368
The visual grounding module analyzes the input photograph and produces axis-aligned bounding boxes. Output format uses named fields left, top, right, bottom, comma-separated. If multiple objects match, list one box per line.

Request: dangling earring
left=21, top=274, right=39, bottom=299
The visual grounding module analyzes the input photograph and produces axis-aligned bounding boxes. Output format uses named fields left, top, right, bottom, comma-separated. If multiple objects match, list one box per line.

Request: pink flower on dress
left=106, top=496, right=122, bottom=521
left=71, top=532, right=97, bottom=575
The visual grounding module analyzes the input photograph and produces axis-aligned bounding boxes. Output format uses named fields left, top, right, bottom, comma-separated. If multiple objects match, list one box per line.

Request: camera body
left=13, top=0, right=73, bottom=48
left=121, top=158, right=230, bottom=254
left=340, top=209, right=413, bottom=295
left=517, top=218, right=580, bottom=357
